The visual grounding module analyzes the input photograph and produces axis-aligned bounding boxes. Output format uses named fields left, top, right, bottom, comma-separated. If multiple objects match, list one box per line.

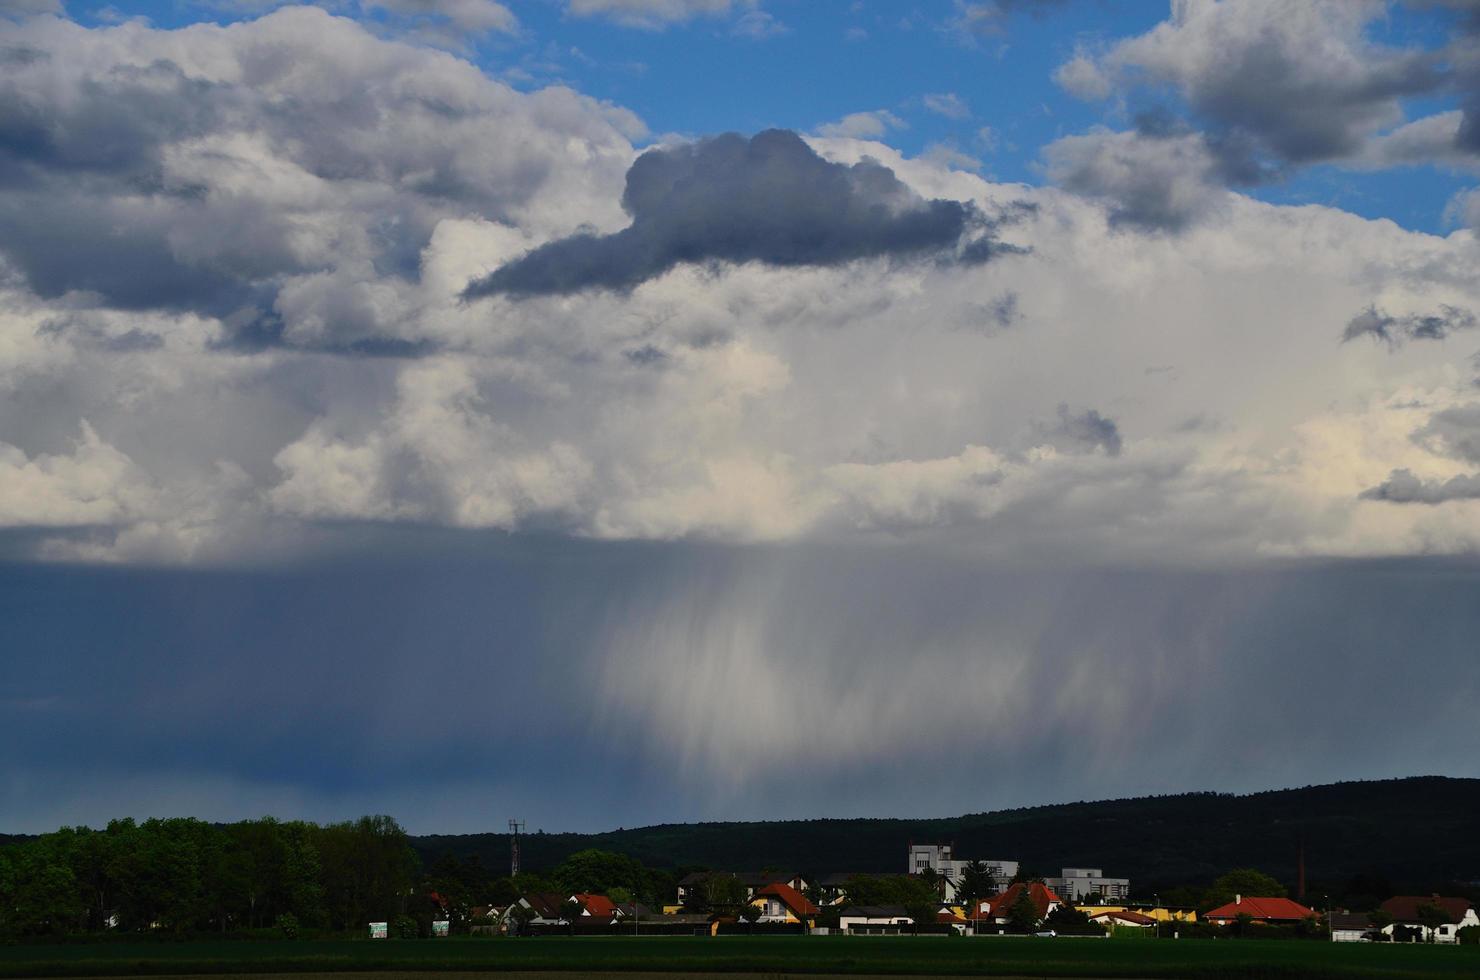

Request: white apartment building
left=1044, top=867, right=1131, bottom=902
left=907, top=843, right=1019, bottom=902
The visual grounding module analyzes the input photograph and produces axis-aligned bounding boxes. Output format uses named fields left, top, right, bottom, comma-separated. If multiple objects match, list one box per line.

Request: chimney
left=1235, top=894, right=1241, bottom=905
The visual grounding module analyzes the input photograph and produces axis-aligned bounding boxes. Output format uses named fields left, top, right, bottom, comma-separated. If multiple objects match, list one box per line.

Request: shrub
left=393, top=914, right=418, bottom=939
left=1458, top=925, right=1480, bottom=946
left=275, top=913, right=299, bottom=940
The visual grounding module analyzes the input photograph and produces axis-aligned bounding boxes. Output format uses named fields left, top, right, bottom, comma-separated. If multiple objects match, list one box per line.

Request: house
left=1329, top=911, right=1378, bottom=943
left=569, top=893, right=623, bottom=920
left=500, top=893, right=572, bottom=931
left=814, top=872, right=866, bottom=905
left=1074, top=904, right=1196, bottom=924
left=750, top=882, right=819, bottom=924
left=907, top=843, right=1019, bottom=902
left=1379, top=895, right=1480, bottom=943
left=838, top=905, right=915, bottom=933
left=1089, top=909, right=1156, bottom=929
left=676, top=871, right=808, bottom=906
left=1203, top=895, right=1316, bottom=925
left=1044, top=867, right=1131, bottom=902
left=973, top=882, right=1065, bottom=926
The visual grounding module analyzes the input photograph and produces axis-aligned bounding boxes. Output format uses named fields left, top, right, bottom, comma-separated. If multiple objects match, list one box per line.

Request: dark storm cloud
left=1361, top=467, right=1480, bottom=503
left=1342, top=304, right=1478, bottom=346
left=1414, top=403, right=1480, bottom=464
left=1041, top=404, right=1122, bottom=456
left=464, top=129, right=1019, bottom=299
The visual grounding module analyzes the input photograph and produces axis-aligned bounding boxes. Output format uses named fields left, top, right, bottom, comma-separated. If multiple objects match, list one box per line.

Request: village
left=458, top=842, right=1480, bottom=944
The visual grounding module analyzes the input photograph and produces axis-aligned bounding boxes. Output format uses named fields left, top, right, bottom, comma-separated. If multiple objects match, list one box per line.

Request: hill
left=411, top=776, right=1480, bottom=893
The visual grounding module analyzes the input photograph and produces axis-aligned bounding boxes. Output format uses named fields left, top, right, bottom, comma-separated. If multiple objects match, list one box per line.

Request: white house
left=839, top=905, right=915, bottom=933
left=1379, top=896, right=1479, bottom=944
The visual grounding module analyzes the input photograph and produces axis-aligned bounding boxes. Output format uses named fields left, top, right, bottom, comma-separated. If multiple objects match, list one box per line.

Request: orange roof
left=981, top=882, right=1064, bottom=920
left=1204, top=897, right=1314, bottom=922
left=572, top=893, right=619, bottom=917
left=756, top=882, right=819, bottom=917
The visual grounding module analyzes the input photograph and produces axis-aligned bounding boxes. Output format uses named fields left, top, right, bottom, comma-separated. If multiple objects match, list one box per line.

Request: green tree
left=956, top=861, right=995, bottom=914
left=1367, top=908, right=1394, bottom=933
left=1415, top=902, right=1451, bottom=943
left=1006, top=888, right=1039, bottom=934
left=738, top=902, right=762, bottom=934
left=700, top=874, right=747, bottom=915
left=1202, top=868, right=1286, bottom=910
left=904, top=898, right=938, bottom=935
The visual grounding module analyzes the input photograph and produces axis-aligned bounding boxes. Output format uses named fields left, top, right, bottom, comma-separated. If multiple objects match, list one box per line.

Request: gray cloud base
left=464, top=129, right=1012, bottom=298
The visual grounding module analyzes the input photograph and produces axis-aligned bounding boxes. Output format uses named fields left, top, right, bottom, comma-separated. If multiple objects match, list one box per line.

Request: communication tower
left=508, top=819, right=525, bottom=878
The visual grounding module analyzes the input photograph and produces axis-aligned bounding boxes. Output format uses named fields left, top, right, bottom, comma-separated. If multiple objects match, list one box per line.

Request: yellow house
left=749, top=883, right=820, bottom=926
left=1076, top=905, right=1197, bottom=923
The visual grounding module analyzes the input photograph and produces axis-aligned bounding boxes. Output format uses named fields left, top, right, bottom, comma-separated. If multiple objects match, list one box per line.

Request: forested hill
left=412, top=777, right=1480, bottom=892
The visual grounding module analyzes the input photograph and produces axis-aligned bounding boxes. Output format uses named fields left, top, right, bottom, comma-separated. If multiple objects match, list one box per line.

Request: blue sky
left=3, top=0, right=1480, bottom=833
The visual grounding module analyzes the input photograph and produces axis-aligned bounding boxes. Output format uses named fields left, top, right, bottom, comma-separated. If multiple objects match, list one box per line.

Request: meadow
left=1, top=936, right=1478, bottom=979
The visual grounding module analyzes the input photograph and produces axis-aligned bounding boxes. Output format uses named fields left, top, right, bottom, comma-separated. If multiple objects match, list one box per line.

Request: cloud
left=564, top=0, right=749, bottom=29
left=922, top=92, right=971, bottom=120
left=0, top=7, right=641, bottom=341
left=1058, top=0, right=1448, bottom=174
left=1361, top=467, right=1480, bottom=503
left=1041, top=405, right=1122, bottom=456
left=0, top=0, right=62, bottom=16
left=815, top=110, right=906, bottom=139
left=364, top=0, right=518, bottom=35
left=1342, top=304, right=1478, bottom=346
left=947, top=0, right=1070, bottom=41
left=1043, top=128, right=1227, bottom=231
left=731, top=8, right=784, bottom=38
left=464, top=129, right=1018, bottom=298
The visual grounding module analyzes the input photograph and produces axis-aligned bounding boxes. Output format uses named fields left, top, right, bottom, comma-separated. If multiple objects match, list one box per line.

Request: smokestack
left=1235, top=894, right=1241, bottom=905
left=1297, top=837, right=1306, bottom=900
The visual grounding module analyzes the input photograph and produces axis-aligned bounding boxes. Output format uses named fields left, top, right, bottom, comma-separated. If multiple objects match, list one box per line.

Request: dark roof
left=839, top=905, right=911, bottom=918
left=818, top=872, right=866, bottom=886
left=1380, top=895, right=1472, bottom=924
left=1329, top=912, right=1377, bottom=931
left=520, top=893, right=570, bottom=918
left=1204, top=897, right=1315, bottom=922
left=737, top=871, right=802, bottom=886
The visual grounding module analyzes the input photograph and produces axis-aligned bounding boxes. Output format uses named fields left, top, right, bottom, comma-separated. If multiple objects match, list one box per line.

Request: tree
left=1006, top=889, right=1039, bottom=934
left=700, top=873, right=747, bottom=916
left=738, top=903, right=761, bottom=934
left=904, top=899, right=938, bottom=935
left=1415, top=902, right=1451, bottom=943
left=1367, top=908, right=1394, bottom=934
left=1046, top=904, right=1101, bottom=936
left=1202, top=868, right=1286, bottom=910
left=562, top=898, right=584, bottom=935
left=507, top=903, right=535, bottom=937
left=957, top=861, right=994, bottom=911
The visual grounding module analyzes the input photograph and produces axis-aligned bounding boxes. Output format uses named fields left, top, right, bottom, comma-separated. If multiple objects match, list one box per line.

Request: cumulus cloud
left=1043, top=128, right=1227, bottom=230
left=464, top=129, right=1020, bottom=298
left=364, top=0, right=518, bottom=35
left=0, top=7, right=641, bottom=341
left=1057, top=0, right=1453, bottom=181
left=948, top=0, right=1070, bottom=41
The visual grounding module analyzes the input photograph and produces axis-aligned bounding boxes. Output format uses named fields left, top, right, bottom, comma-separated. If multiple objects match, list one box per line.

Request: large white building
left=1043, top=867, right=1130, bottom=902
left=907, top=843, right=1018, bottom=902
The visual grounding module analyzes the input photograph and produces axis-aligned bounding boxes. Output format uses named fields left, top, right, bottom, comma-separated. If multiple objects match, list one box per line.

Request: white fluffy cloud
left=3, top=7, right=1480, bottom=569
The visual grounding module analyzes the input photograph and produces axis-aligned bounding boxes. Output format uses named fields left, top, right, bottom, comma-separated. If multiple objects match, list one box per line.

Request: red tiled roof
left=1380, top=895, right=1472, bottom=925
left=1204, top=897, right=1315, bottom=922
left=937, top=909, right=969, bottom=925
left=980, top=882, right=1064, bottom=920
left=756, top=882, right=819, bottom=917
left=572, top=893, right=619, bottom=917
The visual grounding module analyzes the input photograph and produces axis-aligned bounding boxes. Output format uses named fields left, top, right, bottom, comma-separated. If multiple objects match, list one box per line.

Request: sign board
left=368, top=921, right=388, bottom=939
left=432, top=920, right=450, bottom=937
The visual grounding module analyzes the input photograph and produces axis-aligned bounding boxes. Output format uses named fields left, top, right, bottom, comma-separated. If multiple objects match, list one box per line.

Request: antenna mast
left=509, top=819, right=525, bottom=878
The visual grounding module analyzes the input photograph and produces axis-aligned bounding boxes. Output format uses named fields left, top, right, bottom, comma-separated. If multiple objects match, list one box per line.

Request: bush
left=393, top=914, right=418, bottom=939
left=1458, top=925, right=1480, bottom=946
left=275, top=913, right=299, bottom=940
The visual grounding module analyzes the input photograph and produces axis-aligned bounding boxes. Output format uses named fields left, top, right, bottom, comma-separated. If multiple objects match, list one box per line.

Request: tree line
left=0, top=816, right=419, bottom=937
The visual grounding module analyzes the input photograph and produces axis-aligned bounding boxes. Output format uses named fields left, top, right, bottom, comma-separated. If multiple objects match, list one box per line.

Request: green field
left=1, top=937, right=1477, bottom=979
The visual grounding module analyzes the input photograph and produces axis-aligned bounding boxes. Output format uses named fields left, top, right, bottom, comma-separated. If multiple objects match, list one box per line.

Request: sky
left=3, top=0, right=1480, bottom=834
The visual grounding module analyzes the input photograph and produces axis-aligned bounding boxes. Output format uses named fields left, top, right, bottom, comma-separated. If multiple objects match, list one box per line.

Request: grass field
left=1, top=936, right=1478, bottom=979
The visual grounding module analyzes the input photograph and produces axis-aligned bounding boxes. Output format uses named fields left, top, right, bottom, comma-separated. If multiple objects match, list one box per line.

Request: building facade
left=1044, top=867, right=1130, bottom=902
left=907, top=843, right=1019, bottom=902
